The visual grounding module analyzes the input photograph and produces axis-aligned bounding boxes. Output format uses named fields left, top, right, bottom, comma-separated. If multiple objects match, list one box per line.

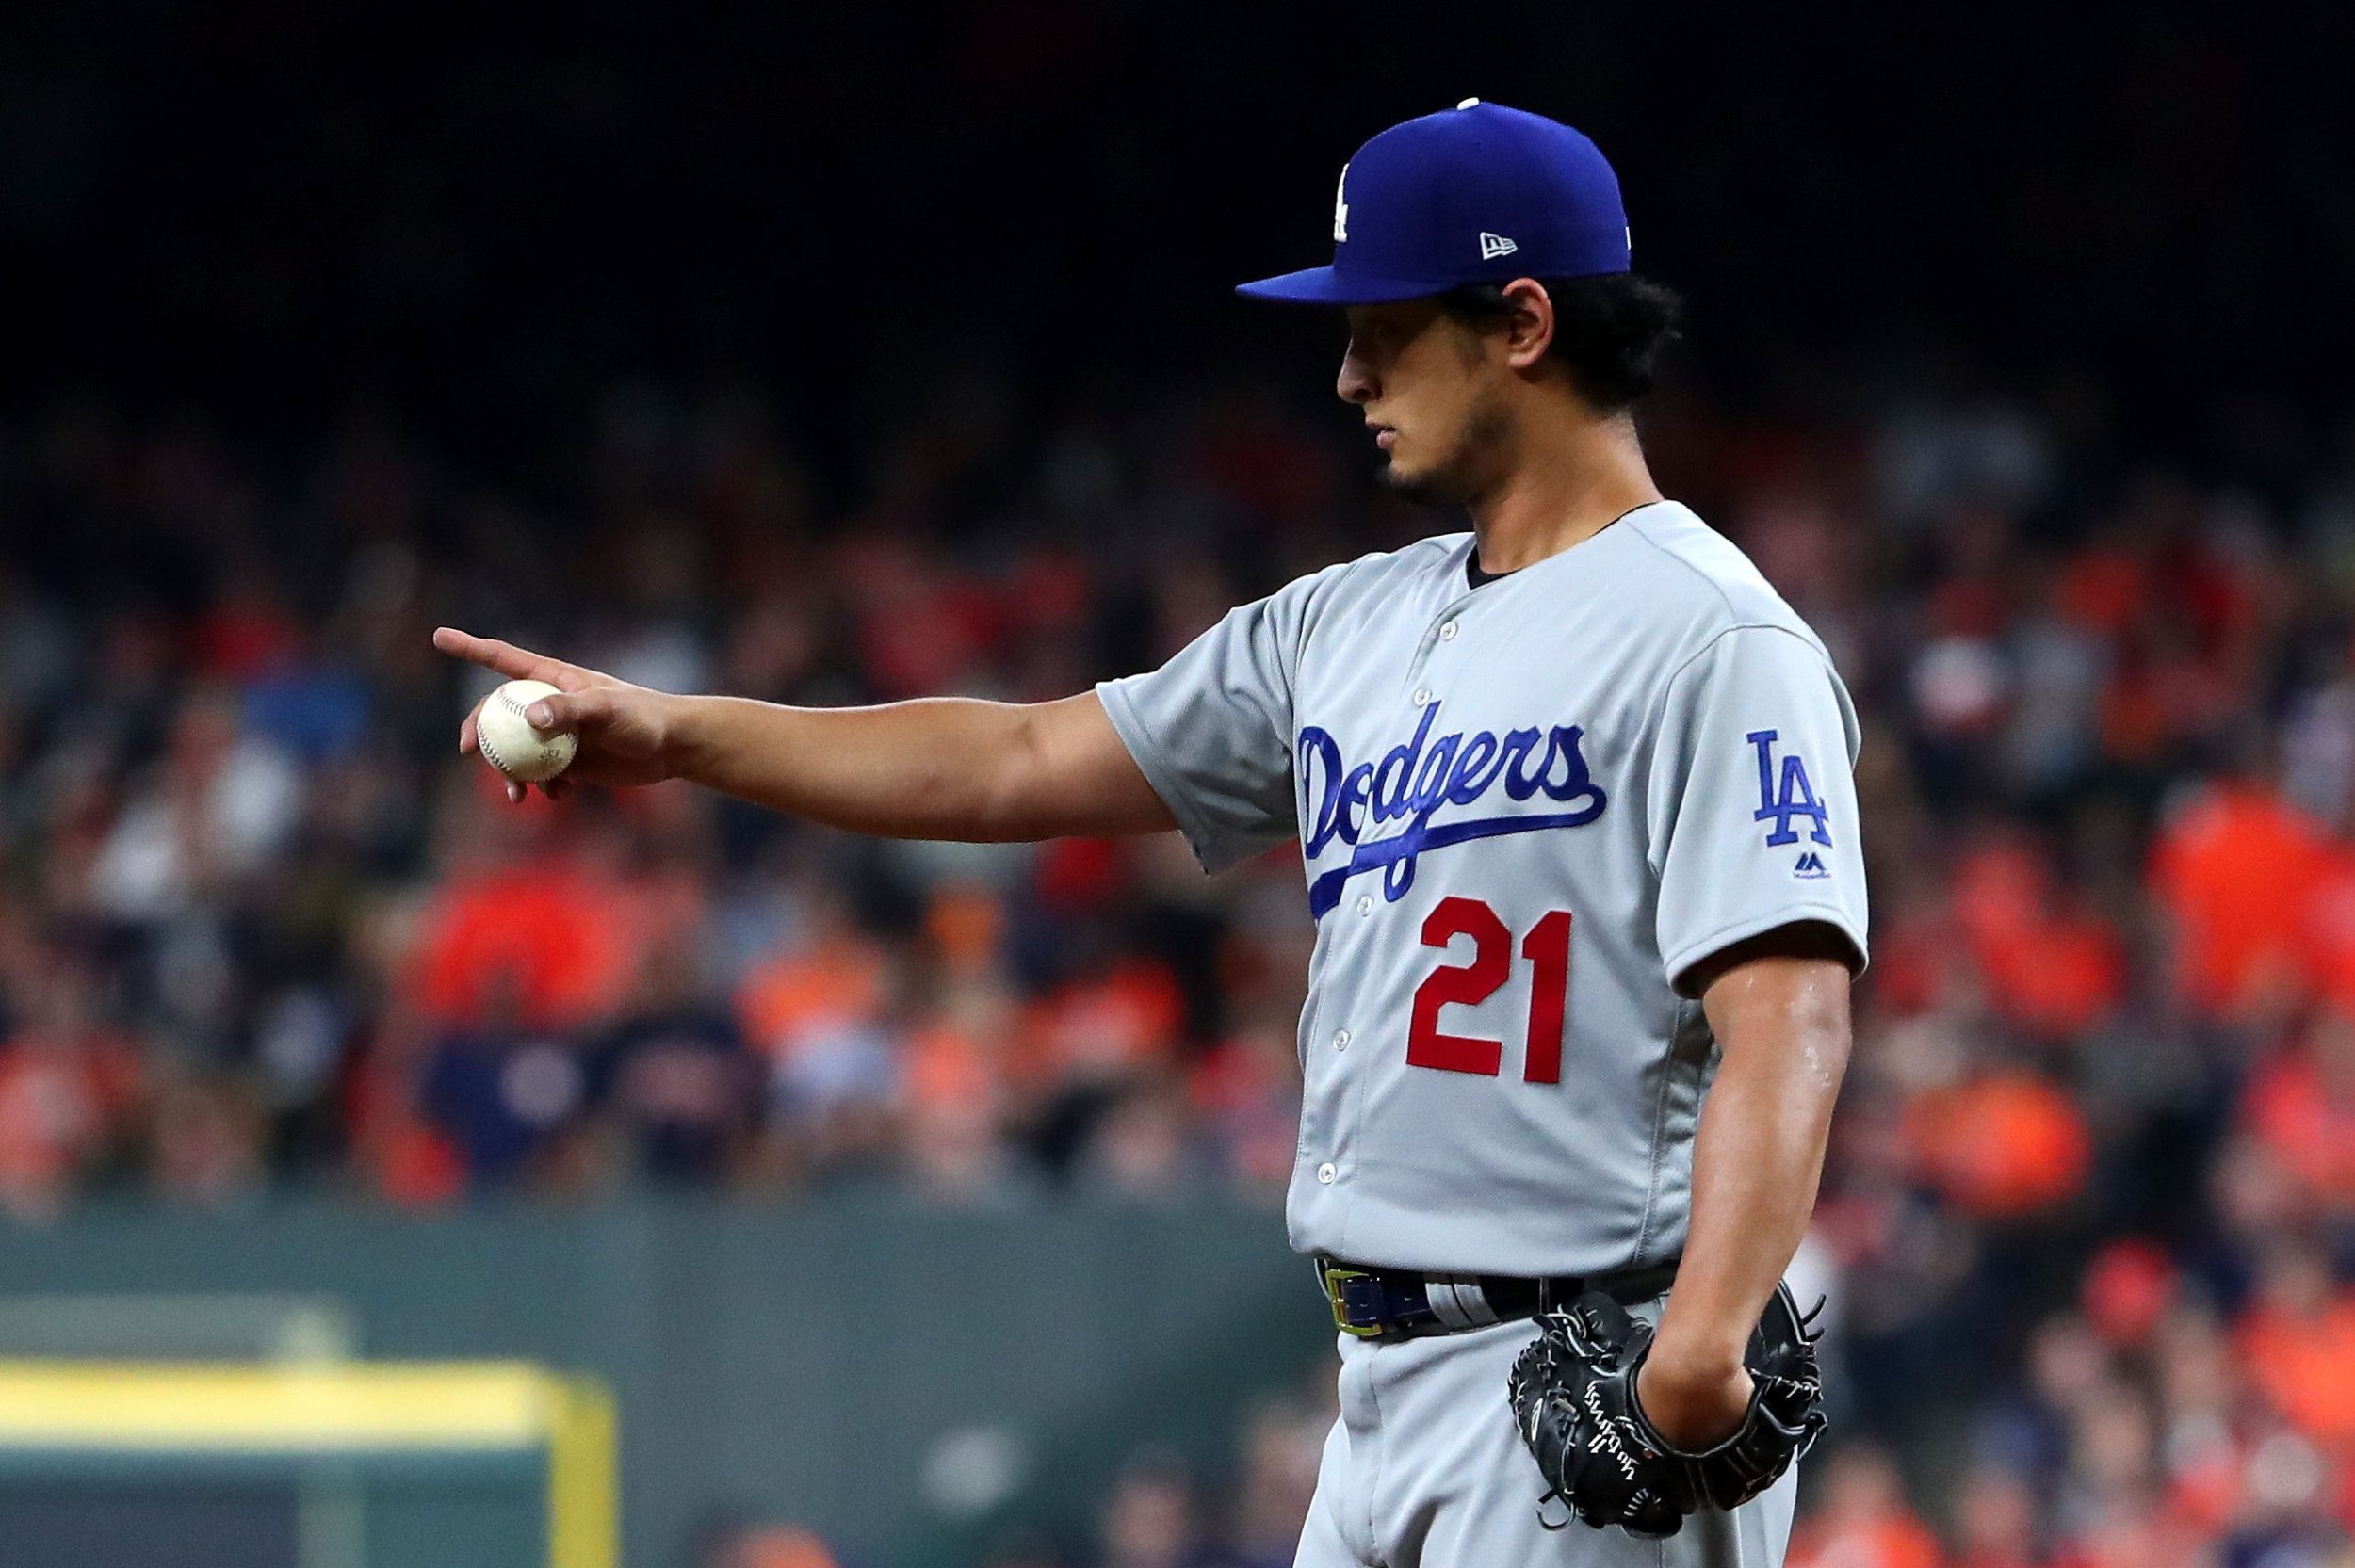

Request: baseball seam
left=480, top=688, right=571, bottom=781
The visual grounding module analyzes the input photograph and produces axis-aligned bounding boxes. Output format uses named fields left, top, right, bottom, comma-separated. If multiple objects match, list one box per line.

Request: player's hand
left=1634, top=1352, right=1755, bottom=1452
left=432, top=627, right=686, bottom=801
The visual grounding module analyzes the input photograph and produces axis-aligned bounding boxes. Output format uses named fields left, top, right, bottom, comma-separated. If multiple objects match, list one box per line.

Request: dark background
left=8, top=0, right=2352, bottom=470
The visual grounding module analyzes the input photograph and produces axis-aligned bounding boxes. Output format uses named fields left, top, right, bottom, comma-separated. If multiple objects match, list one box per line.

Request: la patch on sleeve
left=1746, top=729, right=1832, bottom=877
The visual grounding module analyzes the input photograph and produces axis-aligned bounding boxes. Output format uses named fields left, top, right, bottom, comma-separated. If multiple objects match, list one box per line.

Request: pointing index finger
left=433, top=627, right=564, bottom=685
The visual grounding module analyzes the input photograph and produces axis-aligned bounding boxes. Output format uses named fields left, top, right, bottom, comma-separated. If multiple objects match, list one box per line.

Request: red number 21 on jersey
left=1405, top=897, right=1572, bottom=1082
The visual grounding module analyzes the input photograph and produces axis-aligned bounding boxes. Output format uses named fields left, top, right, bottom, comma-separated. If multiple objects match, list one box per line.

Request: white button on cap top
left=1457, top=97, right=1481, bottom=109
left=1316, top=1162, right=1338, bottom=1185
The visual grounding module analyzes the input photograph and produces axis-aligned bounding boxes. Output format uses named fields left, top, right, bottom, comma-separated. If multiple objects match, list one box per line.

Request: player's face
left=1337, top=299, right=1513, bottom=506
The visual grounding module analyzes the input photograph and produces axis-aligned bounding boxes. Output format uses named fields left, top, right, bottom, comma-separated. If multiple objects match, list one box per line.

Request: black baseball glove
left=1506, top=1282, right=1826, bottom=1538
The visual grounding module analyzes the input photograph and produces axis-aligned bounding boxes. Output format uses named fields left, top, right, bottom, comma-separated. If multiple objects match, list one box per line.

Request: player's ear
left=1498, top=278, right=1556, bottom=371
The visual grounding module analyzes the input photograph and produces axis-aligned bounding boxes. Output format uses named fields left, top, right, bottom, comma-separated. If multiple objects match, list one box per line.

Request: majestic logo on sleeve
left=1297, top=703, right=1608, bottom=919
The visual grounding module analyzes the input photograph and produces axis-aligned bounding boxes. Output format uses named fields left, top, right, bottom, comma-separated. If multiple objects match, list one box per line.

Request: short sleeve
left=1648, top=625, right=1870, bottom=994
left=1095, top=571, right=1329, bottom=873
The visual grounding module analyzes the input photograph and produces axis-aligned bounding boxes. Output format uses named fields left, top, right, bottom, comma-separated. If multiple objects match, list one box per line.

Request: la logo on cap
left=1332, top=163, right=1350, bottom=243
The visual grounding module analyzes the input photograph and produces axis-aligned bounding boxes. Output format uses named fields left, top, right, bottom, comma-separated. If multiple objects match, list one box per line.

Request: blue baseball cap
left=1238, top=99, right=1631, bottom=305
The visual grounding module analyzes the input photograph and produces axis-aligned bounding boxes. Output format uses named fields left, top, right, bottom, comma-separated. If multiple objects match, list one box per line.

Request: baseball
left=475, top=679, right=577, bottom=784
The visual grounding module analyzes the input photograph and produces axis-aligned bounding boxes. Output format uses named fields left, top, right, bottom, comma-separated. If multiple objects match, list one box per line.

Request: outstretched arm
left=432, top=627, right=1177, bottom=842
left=1635, top=921, right=1854, bottom=1448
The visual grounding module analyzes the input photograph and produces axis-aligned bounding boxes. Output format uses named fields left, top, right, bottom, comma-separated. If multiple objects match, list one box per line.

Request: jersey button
left=1316, top=1162, right=1337, bottom=1185
left=1411, top=687, right=1432, bottom=707
left=1333, top=1029, right=1351, bottom=1051
left=1439, top=620, right=1459, bottom=640
left=1356, top=895, right=1373, bottom=917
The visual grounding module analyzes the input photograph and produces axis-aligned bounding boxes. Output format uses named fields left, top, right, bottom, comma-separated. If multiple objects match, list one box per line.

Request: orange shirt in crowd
left=2239, top=1294, right=2355, bottom=1444
left=1989, top=911, right=2122, bottom=1041
left=2150, top=784, right=2328, bottom=1015
left=2056, top=545, right=2147, bottom=640
left=899, top=1026, right=999, bottom=1118
left=369, top=1113, right=466, bottom=1210
left=1862, top=909, right=1958, bottom=1019
left=409, top=864, right=634, bottom=1029
left=848, top=558, right=1007, bottom=699
left=923, top=884, right=1004, bottom=978
left=2162, top=1432, right=2248, bottom=1539
left=735, top=936, right=888, bottom=1059
left=0, top=1028, right=143, bottom=1201
left=2242, top=1049, right=2355, bottom=1211
left=2300, top=851, right=2355, bottom=1015
left=726, top=1527, right=841, bottom=1568
left=1015, top=958, right=1184, bottom=1090
left=2052, top=1511, right=2212, bottom=1568
left=1953, top=843, right=2124, bottom=1039
left=1189, top=1030, right=1303, bottom=1188
left=1902, top=1070, right=2092, bottom=1218
left=1788, top=1507, right=1944, bottom=1568
left=2079, top=1238, right=2178, bottom=1348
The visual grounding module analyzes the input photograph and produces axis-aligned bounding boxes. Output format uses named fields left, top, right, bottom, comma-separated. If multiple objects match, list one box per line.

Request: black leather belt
left=1315, top=1255, right=1681, bottom=1341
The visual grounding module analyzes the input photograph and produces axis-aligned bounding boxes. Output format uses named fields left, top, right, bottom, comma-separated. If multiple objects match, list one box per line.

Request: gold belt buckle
left=1320, top=1263, right=1385, bottom=1338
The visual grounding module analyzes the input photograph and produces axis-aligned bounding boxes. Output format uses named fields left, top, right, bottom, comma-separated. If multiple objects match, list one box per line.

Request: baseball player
left=436, top=100, right=1864, bottom=1568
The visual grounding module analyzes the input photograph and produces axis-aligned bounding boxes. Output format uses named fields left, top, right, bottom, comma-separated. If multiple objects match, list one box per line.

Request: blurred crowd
left=7, top=363, right=2355, bottom=1566
left=704, top=1398, right=1335, bottom=1568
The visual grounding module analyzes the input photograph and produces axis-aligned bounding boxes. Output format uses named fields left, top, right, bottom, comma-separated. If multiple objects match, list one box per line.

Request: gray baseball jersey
left=1097, top=500, right=1867, bottom=1277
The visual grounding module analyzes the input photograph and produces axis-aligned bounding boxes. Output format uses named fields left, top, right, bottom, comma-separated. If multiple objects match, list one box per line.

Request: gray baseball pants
left=1291, top=1305, right=1798, bottom=1568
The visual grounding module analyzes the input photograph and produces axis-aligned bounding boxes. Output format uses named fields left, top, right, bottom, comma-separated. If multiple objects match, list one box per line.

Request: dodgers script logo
left=1297, top=702, right=1608, bottom=919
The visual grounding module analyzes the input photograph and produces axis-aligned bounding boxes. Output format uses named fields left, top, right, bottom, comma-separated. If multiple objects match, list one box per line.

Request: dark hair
left=1437, top=272, right=1684, bottom=412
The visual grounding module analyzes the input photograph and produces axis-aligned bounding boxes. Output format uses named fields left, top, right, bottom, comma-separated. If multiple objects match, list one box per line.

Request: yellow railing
left=0, top=1359, right=618, bottom=1568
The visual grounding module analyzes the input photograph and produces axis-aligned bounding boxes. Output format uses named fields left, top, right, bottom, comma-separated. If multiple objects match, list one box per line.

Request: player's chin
left=1376, top=456, right=1447, bottom=505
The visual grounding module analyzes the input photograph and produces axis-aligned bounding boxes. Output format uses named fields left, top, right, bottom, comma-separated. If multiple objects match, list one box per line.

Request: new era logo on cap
left=1479, top=232, right=1517, bottom=260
